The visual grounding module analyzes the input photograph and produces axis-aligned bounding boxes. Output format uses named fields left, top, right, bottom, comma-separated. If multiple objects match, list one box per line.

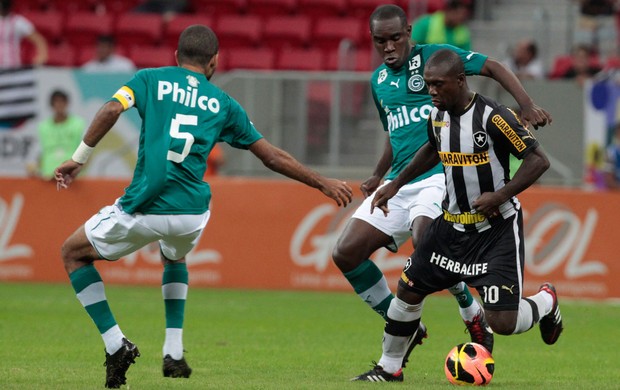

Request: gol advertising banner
left=0, top=178, right=618, bottom=300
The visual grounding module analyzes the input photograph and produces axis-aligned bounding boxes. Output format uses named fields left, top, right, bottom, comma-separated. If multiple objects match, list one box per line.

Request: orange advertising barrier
left=0, top=178, right=618, bottom=300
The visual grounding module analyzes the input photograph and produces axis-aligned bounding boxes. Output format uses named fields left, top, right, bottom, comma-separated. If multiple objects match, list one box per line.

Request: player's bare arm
left=249, top=138, right=353, bottom=207
left=472, top=146, right=550, bottom=217
left=480, top=58, right=552, bottom=129
left=371, top=142, right=440, bottom=216
left=55, top=101, right=124, bottom=189
left=360, top=135, right=392, bottom=197
left=26, top=31, right=48, bottom=66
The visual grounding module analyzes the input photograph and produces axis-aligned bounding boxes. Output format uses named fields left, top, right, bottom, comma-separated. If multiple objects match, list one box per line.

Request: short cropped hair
left=177, top=25, right=219, bottom=66
left=426, top=49, right=464, bottom=75
left=369, top=4, right=408, bottom=31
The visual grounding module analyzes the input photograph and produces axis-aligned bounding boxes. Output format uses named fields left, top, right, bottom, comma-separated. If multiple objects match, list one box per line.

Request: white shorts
left=84, top=201, right=210, bottom=261
left=351, top=173, right=445, bottom=252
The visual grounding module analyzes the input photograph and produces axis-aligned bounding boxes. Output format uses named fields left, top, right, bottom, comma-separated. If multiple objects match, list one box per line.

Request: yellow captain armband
left=112, top=86, right=135, bottom=110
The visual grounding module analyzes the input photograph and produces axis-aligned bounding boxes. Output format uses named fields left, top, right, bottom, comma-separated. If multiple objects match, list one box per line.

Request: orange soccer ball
left=444, top=342, right=494, bottom=386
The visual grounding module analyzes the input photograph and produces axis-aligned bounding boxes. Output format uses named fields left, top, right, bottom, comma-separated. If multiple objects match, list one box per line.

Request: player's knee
left=486, top=313, right=516, bottom=335
left=60, top=239, right=72, bottom=261
left=60, top=238, right=86, bottom=273
left=332, top=245, right=353, bottom=271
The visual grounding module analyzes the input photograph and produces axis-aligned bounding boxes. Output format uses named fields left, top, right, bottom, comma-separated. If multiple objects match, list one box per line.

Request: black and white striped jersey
left=427, top=93, right=539, bottom=232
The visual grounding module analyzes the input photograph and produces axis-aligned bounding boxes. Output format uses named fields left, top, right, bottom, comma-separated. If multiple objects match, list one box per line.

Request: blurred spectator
left=604, top=122, right=620, bottom=189
left=29, top=90, right=85, bottom=179
left=82, top=35, right=136, bottom=73
left=562, top=44, right=603, bottom=86
left=0, top=0, right=44, bottom=127
left=411, top=0, right=472, bottom=50
left=134, top=0, right=189, bottom=22
left=574, top=0, right=618, bottom=56
left=204, top=144, right=225, bottom=178
left=503, top=38, right=545, bottom=81
left=0, top=0, right=47, bottom=68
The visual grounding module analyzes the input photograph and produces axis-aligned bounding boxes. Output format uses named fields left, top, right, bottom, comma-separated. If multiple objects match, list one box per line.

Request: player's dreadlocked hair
left=369, top=4, right=408, bottom=32
left=177, top=25, right=219, bottom=66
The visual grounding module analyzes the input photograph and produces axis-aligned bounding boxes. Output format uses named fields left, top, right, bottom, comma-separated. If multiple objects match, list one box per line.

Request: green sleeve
left=422, top=43, right=487, bottom=74
left=371, top=86, right=388, bottom=132
left=110, top=69, right=148, bottom=111
left=219, top=96, right=264, bottom=149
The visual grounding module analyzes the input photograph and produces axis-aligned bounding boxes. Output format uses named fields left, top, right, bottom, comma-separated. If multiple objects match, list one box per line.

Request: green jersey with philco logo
left=111, top=66, right=263, bottom=215
left=371, top=43, right=487, bottom=182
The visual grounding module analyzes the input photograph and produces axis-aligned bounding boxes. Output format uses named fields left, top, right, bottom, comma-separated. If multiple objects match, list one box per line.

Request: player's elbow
left=259, top=147, right=290, bottom=173
left=535, top=150, right=550, bottom=175
left=260, top=154, right=281, bottom=171
left=103, top=101, right=125, bottom=116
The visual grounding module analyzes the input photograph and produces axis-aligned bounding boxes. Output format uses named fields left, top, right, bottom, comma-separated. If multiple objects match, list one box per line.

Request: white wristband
left=72, top=141, right=94, bottom=164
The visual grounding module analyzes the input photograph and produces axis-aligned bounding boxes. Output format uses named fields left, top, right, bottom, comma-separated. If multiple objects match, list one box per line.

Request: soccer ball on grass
left=444, top=342, right=494, bottom=386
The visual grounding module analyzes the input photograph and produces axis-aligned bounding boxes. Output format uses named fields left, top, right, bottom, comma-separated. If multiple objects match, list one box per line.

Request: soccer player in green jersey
left=332, top=4, right=552, bottom=369
left=55, top=25, right=353, bottom=388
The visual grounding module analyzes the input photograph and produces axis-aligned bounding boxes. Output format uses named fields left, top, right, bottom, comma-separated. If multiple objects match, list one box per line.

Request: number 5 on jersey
left=167, top=113, right=197, bottom=163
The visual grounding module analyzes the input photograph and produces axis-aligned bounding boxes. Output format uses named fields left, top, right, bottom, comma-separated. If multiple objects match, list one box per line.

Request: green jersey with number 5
left=111, top=66, right=263, bottom=215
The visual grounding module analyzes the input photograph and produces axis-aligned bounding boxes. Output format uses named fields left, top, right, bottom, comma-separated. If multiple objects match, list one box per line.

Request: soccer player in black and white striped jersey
left=353, top=49, right=563, bottom=382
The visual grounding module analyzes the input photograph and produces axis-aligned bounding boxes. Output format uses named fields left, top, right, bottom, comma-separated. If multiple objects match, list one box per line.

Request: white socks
left=102, top=325, right=125, bottom=355
left=163, top=328, right=184, bottom=360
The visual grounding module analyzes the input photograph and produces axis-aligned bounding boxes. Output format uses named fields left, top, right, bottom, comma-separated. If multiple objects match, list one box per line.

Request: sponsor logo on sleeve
left=492, top=114, right=526, bottom=152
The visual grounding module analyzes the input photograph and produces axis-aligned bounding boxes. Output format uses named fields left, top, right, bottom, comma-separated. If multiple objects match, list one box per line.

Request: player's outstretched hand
left=360, top=175, right=382, bottom=198
left=320, top=178, right=353, bottom=207
left=370, top=182, right=398, bottom=217
left=54, top=160, right=83, bottom=190
left=519, top=102, right=552, bottom=130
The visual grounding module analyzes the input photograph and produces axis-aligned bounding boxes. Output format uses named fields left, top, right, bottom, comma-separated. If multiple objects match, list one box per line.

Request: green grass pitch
left=1, top=282, right=618, bottom=389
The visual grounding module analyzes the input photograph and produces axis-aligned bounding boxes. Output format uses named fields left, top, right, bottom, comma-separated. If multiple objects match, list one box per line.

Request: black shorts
left=399, top=210, right=525, bottom=311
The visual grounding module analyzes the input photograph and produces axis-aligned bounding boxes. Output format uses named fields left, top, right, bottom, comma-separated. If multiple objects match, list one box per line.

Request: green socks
left=344, top=260, right=393, bottom=320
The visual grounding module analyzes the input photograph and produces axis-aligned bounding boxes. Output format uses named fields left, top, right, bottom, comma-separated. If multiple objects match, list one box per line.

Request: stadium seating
left=347, top=0, right=394, bottom=19
left=297, top=0, right=347, bottom=19
left=129, top=45, right=176, bottom=69
left=262, top=16, right=312, bottom=51
left=425, top=0, right=448, bottom=13
left=225, top=47, right=276, bottom=70
left=164, top=15, right=215, bottom=48
left=548, top=54, right=602, bottom=79
left=277, top=48, right=325, bottom=71
left=605, top=56, right=620, bottom=69
left=215, top=15, right=263, bottom=49
left=47, top=0, right=100, bottom=14
left=21, top=11, right=64, bottom=45
left=548, top=55, right=572, bottom=79
left=101, top=0, right=143, bottom=16
left=245, top=0, right=297, bottom=17
left=114, top=13, right=164, bottom=53
left=74, top=46, right=96, bottom=67
left=189, top=0, right=247, bottom=16
left=45, top=44, right=76, bottom=67
left=313, top=17, right=365, bottom=52
left=20, top=0, right=387, bottom=73
left=65, top=12, right=114, bottom=52
left=12, top=0, right=49, bottom=13
left=326, top=48, right=374, bottom=71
